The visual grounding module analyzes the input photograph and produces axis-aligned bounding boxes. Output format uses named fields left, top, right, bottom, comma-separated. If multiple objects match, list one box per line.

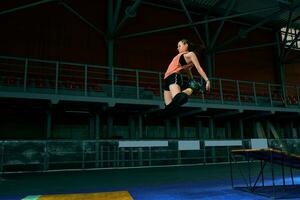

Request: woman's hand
left=206, top=80, right=210, bottom=92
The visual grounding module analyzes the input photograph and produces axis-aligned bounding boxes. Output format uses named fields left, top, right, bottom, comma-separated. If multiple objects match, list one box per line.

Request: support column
left=46, top=107, right=52, bottom=139
left=209, top=118, right=216, bottom=162
left=209, top=118, right=215, bottom=139
left=275, top=32, right=285, bottom=86
left=196, top=120, right=203, bottom=139
left=138, top=115, right=143, bottom=139
left=204, top=15, right=213, bottom=78
left=129, top=116, right=136, bottom=139
left=297, top=125, right=300, bottom=139
left=164, top=120, right=171, bottom=139
left=95, top=112, right=100, bottom=139
left=267, top=120, right=274, bottom=139
left=89, top=116, right=95, bottom=139
left=252, top=120, right=257, bottom=138
left=95, top=111, right=100, bottom=168
left=205, top=53, right=213, bottom=78
left=239, top=119, right=244, bottom=139
left=284, top=122, right=290, bottom=138
left=107, top=116, right=113, bottom=139
left=275, top=32, right=287, bottom=105
left=291, top=121, right=297, bottom=138
left=226, top=121, right=232, bottom=139
left=176, top=117, right=181, bottom=138
left=107, top=0, right=115, bottom=80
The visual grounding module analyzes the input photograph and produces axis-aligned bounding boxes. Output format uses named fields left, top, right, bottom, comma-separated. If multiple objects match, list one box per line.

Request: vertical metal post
left=23, top=58, right=28, bottom=92
left=0, top=142, right=4, bottom=173
left=276, top=31, right=288, bottom=108
left=253, top=82, right=257, bottom=105
left=236, top=80, right=241, bottom=104
left=204, top=15, right=213, bottom=78
left=130, top=147, right=134, bottom=167
left=276, top=32, right=286, bottom=98
left=176, top=117, right=181, bottom=138
left=227, top=146, right=230, bottom=162
left=281, top=158, right=286, bottom=187
left=209, top=118, right=214, bottom=139
left=100, top=146, right=104, bottom=168
left=226, top=121, right=232, bottom=138
left=111, top=65, right=115, bottom=98
left=113, top=146, right=117, bottom=167
left=177, top=149, right=181, bottom=165
left=138, top=147, right=143, bottom=166
left=159, top=72, right=163, bottom=99
left=108, top=116, right=113, bottom=138
left=239, top=119, right=244, bottom=139
left=136, top=71, right=140, bottom=99
left=268, top=83, right=273, bottom=106
left=43, top=141, right=49, bottom=171
left=46, top=108, right=52, bottom=139
left=95, top=112, right=100, bottom=168
left=84, top=64, right=88, bottom=96
left=149, top=147, right=152, bottom=166
left=197, top=120, right=202, bottom=139
left=230, top=153, right=234, bottom=188
left=209, top=118, right=215, bottom=162
left=290, top=167, right=294, bottom=185
left=271, top=151, right=276, bottom=198
left=107, top=0, right=115, bottom=95
left=129, top=116, right=135, bottom=139
left=82, top=142, right=85, bottom=169
left=138, top=115, right=143, bottom=139
left=296, top=86, right=300, bottom=106
left=247, top=152, right=252, bottom=189
left=164, top=120, right=171, bottom=138
left=55, top=61, right=59, bottom=94
left=219, top=79, right=223, bottom=104
left=116, top=145, right=120, bottom=167
left=261, top=160, right=264, bottom=186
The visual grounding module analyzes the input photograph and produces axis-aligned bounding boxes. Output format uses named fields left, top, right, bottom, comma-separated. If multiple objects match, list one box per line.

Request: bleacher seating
left=1, top=56, right=300, bottom=107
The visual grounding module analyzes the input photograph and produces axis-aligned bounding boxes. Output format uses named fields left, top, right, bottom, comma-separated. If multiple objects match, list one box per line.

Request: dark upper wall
left=0, top=0, right=106, bottom=64
left=0, top=0, right=299, bottom=84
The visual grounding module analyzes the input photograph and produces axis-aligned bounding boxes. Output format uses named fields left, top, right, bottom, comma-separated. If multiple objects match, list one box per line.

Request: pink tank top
left=164, top=53, right=185, bottom=79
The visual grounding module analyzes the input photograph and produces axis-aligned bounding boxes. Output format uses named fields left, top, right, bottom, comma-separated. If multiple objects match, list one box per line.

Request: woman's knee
left=169, top=84, right=181, bottom=97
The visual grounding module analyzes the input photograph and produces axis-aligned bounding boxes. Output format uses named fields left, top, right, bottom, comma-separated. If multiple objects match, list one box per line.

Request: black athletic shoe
left=165, top=92, right=188, bottom=111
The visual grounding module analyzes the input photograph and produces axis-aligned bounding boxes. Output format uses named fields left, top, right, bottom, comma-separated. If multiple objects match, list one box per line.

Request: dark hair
left=180, top=38, right=205, bottom=56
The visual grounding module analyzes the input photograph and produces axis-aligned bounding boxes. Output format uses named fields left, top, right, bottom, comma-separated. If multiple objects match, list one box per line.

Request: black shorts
left=163, top=73, right=187, bottom=91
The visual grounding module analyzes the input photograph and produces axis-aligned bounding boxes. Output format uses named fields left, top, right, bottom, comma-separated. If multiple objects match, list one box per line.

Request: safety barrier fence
left=0, top=55, right=299, bottom=107
left=0, top=139, right=298, bottom=173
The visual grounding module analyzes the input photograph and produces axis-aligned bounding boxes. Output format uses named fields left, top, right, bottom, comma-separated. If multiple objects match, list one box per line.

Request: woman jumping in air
left=163, top=38, right=210, bottom=109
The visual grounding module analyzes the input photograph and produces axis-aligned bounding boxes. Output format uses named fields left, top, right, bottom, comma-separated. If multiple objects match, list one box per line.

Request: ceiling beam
left=115, top=0, right=143, bottom=34
left=140, top=1, right=272, bottom=31
left=117, top=6, right=278, bottom=39
left=0, top=0, right=55, bottom=16
left=216, top=42, right=276, bottom=54
left=60, top=2, right=106, bottom=37
left=215, top=2, right=300, bottom=52
left=179, top=0, right=205, bottom=46
left=210, top=0, right=236, bottom=48
left=113, top=0, right=123, bottom=29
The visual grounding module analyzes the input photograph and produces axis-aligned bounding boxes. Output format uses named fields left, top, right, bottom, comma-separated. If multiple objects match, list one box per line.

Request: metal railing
left=0, top=139, right=299, bottom=173
left=0, top=55, right=299, bottom=107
